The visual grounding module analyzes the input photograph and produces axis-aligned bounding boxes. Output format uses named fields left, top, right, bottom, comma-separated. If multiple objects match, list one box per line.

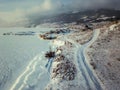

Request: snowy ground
left=0, top=28, right=52, bottom=90
left=44, top=21, right=120, bottom=90
left=0, top=21, right=119, bottom=90
left=88, top=22, right=120, bottom=90
left=45, top=28, right=103, bottom=90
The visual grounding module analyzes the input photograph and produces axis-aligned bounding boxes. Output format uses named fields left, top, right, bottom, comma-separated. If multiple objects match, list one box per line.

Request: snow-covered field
left=0, top=28, right=52, bottom=90
left=1, top=22, right=119, bottom=90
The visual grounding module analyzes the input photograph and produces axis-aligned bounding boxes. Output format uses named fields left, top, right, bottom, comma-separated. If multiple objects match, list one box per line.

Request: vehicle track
left=66, top=29, right=102, bottom=90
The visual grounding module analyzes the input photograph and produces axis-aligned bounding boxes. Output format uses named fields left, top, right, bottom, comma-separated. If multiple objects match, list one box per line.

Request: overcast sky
left=0, top=0, right=120, bottom=27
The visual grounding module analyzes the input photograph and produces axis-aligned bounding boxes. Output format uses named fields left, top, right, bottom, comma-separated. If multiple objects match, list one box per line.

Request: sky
left=0, top=0, right=120, bottom=27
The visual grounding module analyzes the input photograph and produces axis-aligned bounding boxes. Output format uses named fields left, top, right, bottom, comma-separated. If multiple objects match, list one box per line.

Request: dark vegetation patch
left=117, top=58, right=120, bottom=61
left=40, top=28, right=71, bottom=40
left=45, top=47, right=55, bottom=59
left=3, top=31, right=35, bottom=36
left=52, top=55, right=77, bottom=81
left=45, top=51, right=55, bottom=59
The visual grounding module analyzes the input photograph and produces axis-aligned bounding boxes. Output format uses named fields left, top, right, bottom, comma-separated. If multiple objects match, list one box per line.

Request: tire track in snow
left=10, top=55, right=39, bottom=90
left=81, top=29, right=102, bottom=90
left=10, top=53, right=49, bottom=90
left=18, top=61, right=38, bottom=90
left=66, top=29, right=102, bottom=90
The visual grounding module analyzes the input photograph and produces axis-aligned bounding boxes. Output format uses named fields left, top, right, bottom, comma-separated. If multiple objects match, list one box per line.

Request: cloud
left=0, top=9, right=29, bottom=27
left=0, top=0, right=54, bottom=27
left=0, top=0, right=120, bottom=27
left=42, top=0, right=52, bottom=10
left=70, top=0, right=120, bottom=10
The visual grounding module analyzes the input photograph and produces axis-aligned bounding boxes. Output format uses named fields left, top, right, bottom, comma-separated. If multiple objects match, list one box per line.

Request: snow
left=0, top=28, right=52, bottom=90
left=97, top=17, right=110, bottom=20
left=56, top=49, right=62, bottom=55
left=72, top=29, right=102, bottom=90
left=52, top=40, right=65, bottom=47
left=88, top=23, right=120, bottom=90
left=45, top=28, right=103, bottom=90
left=1, top=22, right=118, bottom=90
left=10, top=54, right=49, bottom=90
left=109, top=24, right=117, bottom=31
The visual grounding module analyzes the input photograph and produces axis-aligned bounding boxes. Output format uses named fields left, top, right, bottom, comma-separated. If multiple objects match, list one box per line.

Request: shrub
left=90, top=62, right=96, bottom=69
left=45, top=46, right=55, bottom=59
left=45, top=51, right=55, bottom=59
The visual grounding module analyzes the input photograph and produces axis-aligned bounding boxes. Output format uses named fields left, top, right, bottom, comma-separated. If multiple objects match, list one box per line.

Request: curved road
left=66, top=29, right=102, bottom=90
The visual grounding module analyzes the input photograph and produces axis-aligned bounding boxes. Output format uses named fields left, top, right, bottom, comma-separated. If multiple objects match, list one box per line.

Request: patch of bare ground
left=88, top=22, right=120, bottom=90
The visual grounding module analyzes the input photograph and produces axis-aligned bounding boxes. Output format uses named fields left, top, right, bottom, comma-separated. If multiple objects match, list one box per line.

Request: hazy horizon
left=0, top=0, right=120, bottom=27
